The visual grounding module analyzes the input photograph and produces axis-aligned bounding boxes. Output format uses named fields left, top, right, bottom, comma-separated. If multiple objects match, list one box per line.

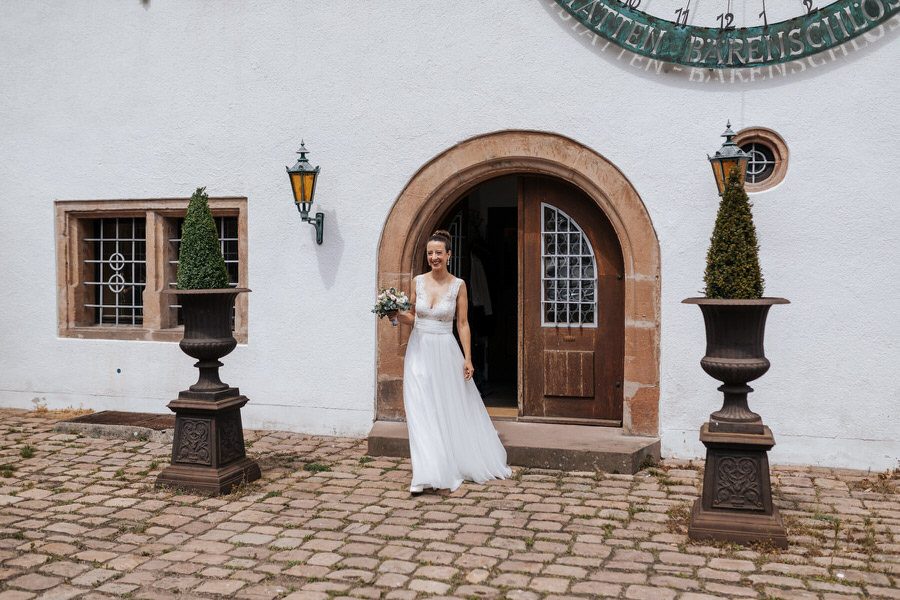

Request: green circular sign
left=556, top=0, right=899, bottom=68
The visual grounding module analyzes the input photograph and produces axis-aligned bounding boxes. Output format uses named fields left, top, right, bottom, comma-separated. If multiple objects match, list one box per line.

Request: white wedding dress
left=403, top=275, right=512, bottom=492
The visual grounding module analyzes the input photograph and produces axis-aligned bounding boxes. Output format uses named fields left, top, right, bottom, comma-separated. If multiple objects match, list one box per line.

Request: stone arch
left=376, top=130, right=661, bottom=436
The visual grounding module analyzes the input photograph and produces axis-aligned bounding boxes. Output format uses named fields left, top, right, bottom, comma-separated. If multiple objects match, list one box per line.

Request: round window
left=734, top=128, right=788, bottom=192
left=744, top=142, right=776, bottom=184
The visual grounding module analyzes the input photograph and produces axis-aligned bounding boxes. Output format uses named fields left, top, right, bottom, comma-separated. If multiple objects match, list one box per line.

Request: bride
left=389, top=229, right=512, bottom=495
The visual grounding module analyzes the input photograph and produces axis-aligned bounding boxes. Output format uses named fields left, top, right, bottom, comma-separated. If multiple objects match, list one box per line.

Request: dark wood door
left=520, top=177, right=624, bottom=424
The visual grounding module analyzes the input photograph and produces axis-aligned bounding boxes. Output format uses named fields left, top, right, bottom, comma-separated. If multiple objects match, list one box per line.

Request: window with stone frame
left=734, top=127, right=789, bottom=193
left=56, top=197, right=248, bottom=342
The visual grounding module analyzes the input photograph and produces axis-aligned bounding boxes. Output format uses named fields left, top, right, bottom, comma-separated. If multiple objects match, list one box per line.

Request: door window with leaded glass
left=541, top=203, right=597, bottom=327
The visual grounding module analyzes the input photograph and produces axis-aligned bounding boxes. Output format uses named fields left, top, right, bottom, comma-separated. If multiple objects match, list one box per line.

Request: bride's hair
left=429, top=229, right=451, bottom=251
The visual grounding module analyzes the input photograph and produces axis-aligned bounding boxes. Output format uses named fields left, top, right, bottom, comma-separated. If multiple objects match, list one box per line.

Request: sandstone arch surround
left=376, top=130, right=661, bottom=436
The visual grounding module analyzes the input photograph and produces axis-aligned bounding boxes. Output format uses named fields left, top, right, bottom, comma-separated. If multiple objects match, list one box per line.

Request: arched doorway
left=376, top=131, right=660, bottom=436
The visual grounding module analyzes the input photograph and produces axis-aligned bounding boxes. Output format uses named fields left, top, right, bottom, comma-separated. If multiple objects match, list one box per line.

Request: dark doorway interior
left=439, top=176, right=519, bottom=414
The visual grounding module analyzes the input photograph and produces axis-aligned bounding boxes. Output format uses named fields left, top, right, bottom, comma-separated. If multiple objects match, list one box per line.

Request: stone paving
left=0, top=409, right=897, bottom=600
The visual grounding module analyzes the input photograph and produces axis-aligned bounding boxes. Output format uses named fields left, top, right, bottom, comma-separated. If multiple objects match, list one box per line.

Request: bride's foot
left=410, top=484, right=425, bottom=496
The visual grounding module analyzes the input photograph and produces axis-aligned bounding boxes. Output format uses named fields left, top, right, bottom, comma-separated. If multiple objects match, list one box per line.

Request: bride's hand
left=463, top=360, right=474, bottom=381
left=386, top=310, right=398, bottom=321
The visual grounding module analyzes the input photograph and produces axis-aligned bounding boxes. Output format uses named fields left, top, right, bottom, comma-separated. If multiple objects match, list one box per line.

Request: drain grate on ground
left=64, top=410, right=175, bottom=430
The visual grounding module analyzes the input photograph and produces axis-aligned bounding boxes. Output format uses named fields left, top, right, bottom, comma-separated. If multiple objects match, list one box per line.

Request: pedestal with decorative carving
left=688, top=424, right=787, bottom=548
left=683, top=297, right=789, bottom=548
left=156, top=289, right=260, bottom=495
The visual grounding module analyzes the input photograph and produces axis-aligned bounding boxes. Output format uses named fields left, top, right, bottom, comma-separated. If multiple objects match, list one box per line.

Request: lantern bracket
left=297, top=202, right=324, bottom=245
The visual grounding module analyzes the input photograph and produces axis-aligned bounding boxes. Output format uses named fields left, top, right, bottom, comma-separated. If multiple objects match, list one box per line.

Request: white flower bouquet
left=372, top=287, right=413, bottom=326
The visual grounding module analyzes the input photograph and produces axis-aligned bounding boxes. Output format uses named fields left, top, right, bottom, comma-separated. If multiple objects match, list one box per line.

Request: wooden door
left=520, top=177, right=624, bottom=424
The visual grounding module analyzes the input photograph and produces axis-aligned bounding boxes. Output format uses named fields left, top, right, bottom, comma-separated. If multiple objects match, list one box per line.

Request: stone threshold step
left=367, top=420, right=660, bottom=474
left=53, top=410, right=175, bottom=443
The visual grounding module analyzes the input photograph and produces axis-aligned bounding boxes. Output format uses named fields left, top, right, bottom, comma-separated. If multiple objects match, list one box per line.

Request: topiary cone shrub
left=703, top=166, right=763, bottom=299
left=177, top=187, right=229, bottom=290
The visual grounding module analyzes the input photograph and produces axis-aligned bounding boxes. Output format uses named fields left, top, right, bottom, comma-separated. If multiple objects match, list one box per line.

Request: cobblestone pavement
left=0, top=409, right=897, bottom=600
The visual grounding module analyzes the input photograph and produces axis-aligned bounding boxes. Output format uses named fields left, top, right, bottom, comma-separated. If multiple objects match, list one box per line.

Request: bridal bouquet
left=372, top=288, right=412, bottom=326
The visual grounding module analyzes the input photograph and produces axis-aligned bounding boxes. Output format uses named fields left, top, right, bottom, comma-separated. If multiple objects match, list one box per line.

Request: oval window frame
left=734, top=127, right=789, bottom=193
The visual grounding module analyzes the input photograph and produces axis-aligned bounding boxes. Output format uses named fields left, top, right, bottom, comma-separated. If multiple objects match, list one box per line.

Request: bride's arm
left=456, top=281, right=475, bottom=381
left=389, top=283, right=416, bottom=326
left=397, top=287, right=416, bottom=326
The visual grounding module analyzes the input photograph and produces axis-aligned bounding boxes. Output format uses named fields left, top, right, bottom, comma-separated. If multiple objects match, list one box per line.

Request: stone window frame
left=56, top=197, right=249, bottom=343
left=734, top=127, right=789, bottom=193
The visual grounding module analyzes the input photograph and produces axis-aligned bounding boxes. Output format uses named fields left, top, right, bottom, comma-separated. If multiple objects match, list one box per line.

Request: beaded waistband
left=414, top=319, right=453, bottom=334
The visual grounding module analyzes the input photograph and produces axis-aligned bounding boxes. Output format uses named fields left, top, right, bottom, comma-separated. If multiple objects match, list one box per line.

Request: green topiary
left=176, top=187, right=229, bottom=290
left=703, top=166, right=764, bottom=299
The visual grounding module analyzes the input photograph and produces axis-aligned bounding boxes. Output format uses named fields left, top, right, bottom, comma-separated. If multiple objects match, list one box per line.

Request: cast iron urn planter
left=156, top=288, right=261, bottom=495
left=682, top=297, right=789, bottom=548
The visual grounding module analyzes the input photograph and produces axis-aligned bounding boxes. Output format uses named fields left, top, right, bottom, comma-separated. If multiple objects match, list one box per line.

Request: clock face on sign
left=556, top=0, right=899, bottom=68
left=612, top=0, right=847, bottom=29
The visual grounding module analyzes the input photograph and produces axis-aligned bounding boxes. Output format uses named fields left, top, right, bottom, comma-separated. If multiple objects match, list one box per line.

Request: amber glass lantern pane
left=290, top=171, right=318, bottom=205
left=710, top=157, right=749, bottom=195
left=290, top=172, right=302, bottom=204
left=301, top=172, right=316, bottom=203
left=736, top=157, right=749, bottom=186
left=710, top=160, right=728, bottom=196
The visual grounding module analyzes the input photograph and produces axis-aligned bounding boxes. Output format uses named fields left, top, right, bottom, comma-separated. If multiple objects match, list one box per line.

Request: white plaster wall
left=0, top=1, right=897, bottom=470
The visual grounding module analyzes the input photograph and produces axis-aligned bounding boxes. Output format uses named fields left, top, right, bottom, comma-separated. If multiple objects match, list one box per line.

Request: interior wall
left=471, top=177, right=518, bottom=239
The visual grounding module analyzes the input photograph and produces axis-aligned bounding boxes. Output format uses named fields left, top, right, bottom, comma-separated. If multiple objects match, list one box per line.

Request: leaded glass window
left=541, top=203, right=597, bottom=327
left=84, top=218, right=147, bottom=325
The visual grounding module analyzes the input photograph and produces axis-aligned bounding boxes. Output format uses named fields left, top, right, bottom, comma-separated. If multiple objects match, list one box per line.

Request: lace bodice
left=415, top=275, right=462, bottom=323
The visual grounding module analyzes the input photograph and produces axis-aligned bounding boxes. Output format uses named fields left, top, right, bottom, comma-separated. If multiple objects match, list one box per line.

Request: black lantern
left=708, top=121, right=750, bottom=196
left=286, top=141, right=324, bottom=244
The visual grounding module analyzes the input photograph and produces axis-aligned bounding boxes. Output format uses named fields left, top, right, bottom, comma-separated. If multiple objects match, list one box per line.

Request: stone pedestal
left=155, top=388, right=260, bottom=495
left=156, top=288, right=260, bottom=495
left=688, top=422, right=787, bottom=548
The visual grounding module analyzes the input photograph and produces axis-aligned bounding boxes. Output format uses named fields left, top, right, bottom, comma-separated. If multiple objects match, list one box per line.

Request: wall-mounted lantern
left=708, top=121, right=750, bottom=196
left=286, top=141, right=324, bottom=244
